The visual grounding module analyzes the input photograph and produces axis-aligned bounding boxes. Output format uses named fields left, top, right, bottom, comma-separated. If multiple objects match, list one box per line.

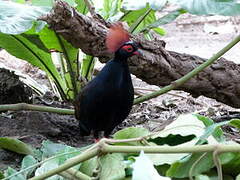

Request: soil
left=0, top=14, right=240, bottom=170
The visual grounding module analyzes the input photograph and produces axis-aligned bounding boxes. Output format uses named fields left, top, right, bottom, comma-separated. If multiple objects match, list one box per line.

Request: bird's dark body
left=74, top=58, right=134, bottom=137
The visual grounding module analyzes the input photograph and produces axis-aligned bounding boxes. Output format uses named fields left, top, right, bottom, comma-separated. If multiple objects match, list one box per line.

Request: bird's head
left=106, top=23, right=141, bottom=59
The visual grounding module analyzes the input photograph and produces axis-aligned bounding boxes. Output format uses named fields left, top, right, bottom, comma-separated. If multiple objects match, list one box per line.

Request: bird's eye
left=122, top=45, right=133, bottom=52
left=127, top=47, right=133, bottom=51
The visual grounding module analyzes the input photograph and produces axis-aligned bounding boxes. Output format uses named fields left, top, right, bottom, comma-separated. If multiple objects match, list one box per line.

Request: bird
left=74, top=23, right=141, bottom=140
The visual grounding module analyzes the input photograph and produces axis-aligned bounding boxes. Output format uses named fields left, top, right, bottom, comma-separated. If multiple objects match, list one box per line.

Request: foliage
left=1, top=114, right=240, bottom=179
left=0, top=0, right=93, bottom=101
left=1, top=0, right=240, bottom=179
left=1, top=0, right=240, bottom=101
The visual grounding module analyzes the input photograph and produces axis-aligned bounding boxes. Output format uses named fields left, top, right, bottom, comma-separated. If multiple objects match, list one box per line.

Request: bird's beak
left=133, top=49, right=142, bottom=56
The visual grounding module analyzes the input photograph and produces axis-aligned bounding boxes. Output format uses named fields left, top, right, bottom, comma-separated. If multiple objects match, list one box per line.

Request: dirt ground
left=0, top=14, right=240, bottom=170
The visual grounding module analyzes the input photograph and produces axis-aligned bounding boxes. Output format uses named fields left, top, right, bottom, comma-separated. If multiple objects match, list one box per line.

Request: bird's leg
left=93, top=131, right=106, bottom=143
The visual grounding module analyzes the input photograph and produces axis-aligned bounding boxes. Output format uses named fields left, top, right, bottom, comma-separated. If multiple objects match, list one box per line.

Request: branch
left=40, top=1, right=240, bottom=108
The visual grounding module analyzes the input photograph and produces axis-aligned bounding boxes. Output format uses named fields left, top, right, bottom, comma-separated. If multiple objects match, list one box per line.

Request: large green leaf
left=79, top=157, right=98, bottom=176
left=132, top=151, right=169, bottom=180
left=4, top=167, right=25, bottom=180
left=170, top=0, right=240, bottom=16
left=149, top=134, right=195, bottom=146
left=142, top=9, right=187, bottom=33
left=0, top=1, right=50, bottom=34
left=100, top=153, right=126, bottom=180
left=0, top=32, right=67, bottom=99
left=21, top=155, right=37, bottom=178
left=0, top=137, right=33, bottom=155
left=113, top=127, right=149, bottom=145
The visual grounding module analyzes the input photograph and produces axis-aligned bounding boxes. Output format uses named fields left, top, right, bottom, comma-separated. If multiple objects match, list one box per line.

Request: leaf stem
left=134, top=35, right=240, bottom=104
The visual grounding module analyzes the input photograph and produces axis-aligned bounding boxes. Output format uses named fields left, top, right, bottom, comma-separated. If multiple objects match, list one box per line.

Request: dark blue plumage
left=74, top=24, right=140, bottom=138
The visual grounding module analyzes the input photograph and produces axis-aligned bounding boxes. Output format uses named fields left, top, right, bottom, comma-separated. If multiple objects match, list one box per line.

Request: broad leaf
left=142, top=9, right=187, bottom=33
left=132, top=151, right=170, bottom=180
left=170, top=0, right=240, bottom=16
left=0, top=1, right=50, bottom=34
left=113, top=127, right=149, bottom=145
left=0, top=32, right=67, bottom=100
left=79, top=157, right=98, bottom=176
left=0, top=137, right=33, bottom=155
left=40, top=140, right=70, bottom=158
left=100, top=153, right=126, bottom=180
left=4, top=167, right=25, bottom=180
left=21, top=155, right=37, bottom=178
left=35, top=158, right=63, bottom=180
left=149, top=134, right=195, bottom=146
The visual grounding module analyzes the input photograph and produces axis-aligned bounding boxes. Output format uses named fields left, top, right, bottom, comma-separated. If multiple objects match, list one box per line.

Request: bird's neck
left=113, top=54, right=129, bottom=65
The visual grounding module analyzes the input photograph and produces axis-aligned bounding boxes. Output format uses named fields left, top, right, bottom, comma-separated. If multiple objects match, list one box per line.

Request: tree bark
left=41, top=1, right=240, bottom=108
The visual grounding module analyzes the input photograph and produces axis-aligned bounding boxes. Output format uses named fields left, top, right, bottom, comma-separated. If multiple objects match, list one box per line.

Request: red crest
left=106, top=23, right=130, bottom=53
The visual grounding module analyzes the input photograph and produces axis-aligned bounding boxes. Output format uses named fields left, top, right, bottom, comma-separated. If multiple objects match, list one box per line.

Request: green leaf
left=196, top=121, right=228, bottom=144
left=79, top=157, right=98, bottom=176
left=152, top=27, right=166, bottom=36
left=21, top=155, right=37, bottom=178
left=221, top=143, right=240, bottom=176
left=0, top=1, right=50, bottom=34
left=149, top=134, right=195, bottom=146
left=0, top=32, right=67, bottom=100
left=100, top=153, right=126, bottom=180
left=4, top=167, right=25, bottom=180
left=132, top=151, right=169, bottom=180
left=142, top=9, right=186, bottom=33
left=167, top=152, right=214, bottom=178
left=170, top=0, right=240, bottom=16
left=0, top=172, right=4, bottom=179
left=122, top=0, right=167, bottom=10
left=229, top=119, right=240, bottom=129
left=40, top=140, right=69, bottom=158
left=0, top=137, right=33, bottom=155
left=75, top=0, right=89, bottom=14
left=80, top=55, right=95, bottom=81
left=113, top=127, right=149, bottom=145
left=121, top=6, right=157, bottom=34
left=195, top=114, right=225, bottom=142
left=35, top=158, right=63, bottom=180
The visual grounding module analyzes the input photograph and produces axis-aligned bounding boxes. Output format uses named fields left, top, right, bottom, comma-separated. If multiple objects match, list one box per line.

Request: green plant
left=1, top=115, right=240, bottom=179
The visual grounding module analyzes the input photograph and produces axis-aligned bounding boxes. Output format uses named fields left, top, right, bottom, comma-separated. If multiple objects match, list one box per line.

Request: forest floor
left=0, top=14, right=240, bottom=170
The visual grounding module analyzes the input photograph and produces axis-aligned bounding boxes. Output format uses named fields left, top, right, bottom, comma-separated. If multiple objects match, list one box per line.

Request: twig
left=0, top=103, right=74, bottom=115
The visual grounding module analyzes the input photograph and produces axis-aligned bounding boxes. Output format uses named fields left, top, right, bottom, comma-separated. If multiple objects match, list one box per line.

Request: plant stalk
left=101, top=144, right=240, bottom=154
left=0, top=103, right=74, bottom=115
left=29, top=147, right=98, bottom=180
left=134, top=35, right=240, bottom=104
